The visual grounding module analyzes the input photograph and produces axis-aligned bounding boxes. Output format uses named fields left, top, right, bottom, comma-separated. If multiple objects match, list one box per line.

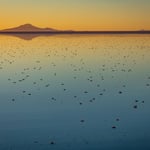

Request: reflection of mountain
left=1, top=24, right=59, bottom=32
left=1, top=33, right=57, bottom=40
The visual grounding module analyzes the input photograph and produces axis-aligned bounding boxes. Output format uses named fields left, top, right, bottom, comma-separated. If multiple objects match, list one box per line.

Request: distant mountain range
left=0, top=24, right=150, bottom=34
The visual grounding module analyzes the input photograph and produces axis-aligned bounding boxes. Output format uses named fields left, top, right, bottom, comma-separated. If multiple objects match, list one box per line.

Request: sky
left=0, top=0, right=150, bottom=31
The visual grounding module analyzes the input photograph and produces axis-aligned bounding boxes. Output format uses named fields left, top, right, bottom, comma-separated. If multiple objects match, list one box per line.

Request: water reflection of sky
left=0, top=34, right=150, bottom=150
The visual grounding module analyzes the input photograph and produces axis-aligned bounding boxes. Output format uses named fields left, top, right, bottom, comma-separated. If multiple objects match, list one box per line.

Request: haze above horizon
left=0, top=0, right=150, bottom=31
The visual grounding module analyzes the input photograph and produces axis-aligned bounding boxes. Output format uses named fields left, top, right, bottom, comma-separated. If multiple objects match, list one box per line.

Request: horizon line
left=0, top=31, right=150, bottom=34
left=0, top=24, right=150, bottom=33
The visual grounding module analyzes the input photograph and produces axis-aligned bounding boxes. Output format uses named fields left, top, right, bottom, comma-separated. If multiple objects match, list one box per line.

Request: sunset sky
left=0, top=0, right=150, bottom=31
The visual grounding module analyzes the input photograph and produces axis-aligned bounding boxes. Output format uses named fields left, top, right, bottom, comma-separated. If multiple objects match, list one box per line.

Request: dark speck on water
left=112, top=126, right=116, bottom=129
left=50, top=141, right=55, bottom=145
left=79, top=102, right=83, bottom=105
left=34, top=141, right=39, bottom=144
left=80, top=120, right=85, bottom=123
left=12, top=98, right=15, bottom=101
left=118, top=91, right=122, bottom=94
left=116, top=118, right=120, bottom=121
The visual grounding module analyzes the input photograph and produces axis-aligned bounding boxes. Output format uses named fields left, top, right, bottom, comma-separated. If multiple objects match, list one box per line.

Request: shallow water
left=0, top=34, right=150, bottom=150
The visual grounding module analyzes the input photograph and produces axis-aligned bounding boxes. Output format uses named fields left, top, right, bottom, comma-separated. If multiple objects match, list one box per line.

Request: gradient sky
left=0, top=0, right=150, bottom=30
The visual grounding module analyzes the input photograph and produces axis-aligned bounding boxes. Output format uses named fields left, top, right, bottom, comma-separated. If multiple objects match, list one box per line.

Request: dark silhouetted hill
left=1, top=24, right=59, bottom=32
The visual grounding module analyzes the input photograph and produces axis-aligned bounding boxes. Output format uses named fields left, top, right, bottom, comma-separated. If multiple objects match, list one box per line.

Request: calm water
left=0, top=34, right=150, bottom=150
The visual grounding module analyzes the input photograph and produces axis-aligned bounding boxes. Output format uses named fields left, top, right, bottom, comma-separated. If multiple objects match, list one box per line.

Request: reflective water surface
left=0, top=34, right=150, bottom=150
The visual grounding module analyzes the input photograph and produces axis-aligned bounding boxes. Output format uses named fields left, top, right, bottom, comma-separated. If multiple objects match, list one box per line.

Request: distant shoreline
left=0, top=31, right=150, bottom=34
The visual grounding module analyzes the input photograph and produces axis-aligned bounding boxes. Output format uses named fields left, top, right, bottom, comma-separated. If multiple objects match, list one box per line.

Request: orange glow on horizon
left=0, top=0, right=150, bottom=31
